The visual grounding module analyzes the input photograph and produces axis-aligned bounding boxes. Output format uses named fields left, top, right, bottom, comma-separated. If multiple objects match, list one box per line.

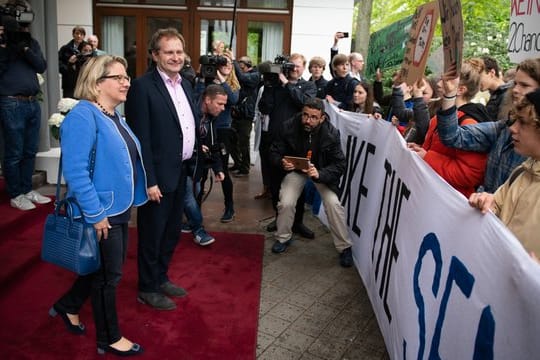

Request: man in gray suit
left=126, top=28, right=199, bottom=310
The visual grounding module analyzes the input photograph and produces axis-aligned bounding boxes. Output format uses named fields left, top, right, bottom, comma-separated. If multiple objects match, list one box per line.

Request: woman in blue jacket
left=50, top=55, right=147, bottom=356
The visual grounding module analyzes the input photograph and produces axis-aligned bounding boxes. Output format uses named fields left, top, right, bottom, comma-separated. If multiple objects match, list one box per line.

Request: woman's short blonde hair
left=513, top=95, right=540, bottom=130
left=74, top=55, right=128, bottom=101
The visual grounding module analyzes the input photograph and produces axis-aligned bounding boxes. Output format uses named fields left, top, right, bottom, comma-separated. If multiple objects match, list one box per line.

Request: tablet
left=284, top=156, right=310, bottom=170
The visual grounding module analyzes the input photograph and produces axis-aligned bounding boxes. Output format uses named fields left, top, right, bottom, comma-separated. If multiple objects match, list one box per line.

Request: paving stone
left=259, top=299, right=277, bottom=317
left=275, top=328, right=317, bottom=353
left=285, top=291, right=318, bottom=309
left=257, top=331, right=276, bottom=357
left=307, top=335, right=351, bottom=360
left=296, top=280, right=333, bottom=298
left=304, top=302, right=341, bottom=323
left=259, top=313, right=292, bottom=337
left=261, top=283, right=292, bottom=303
left=269, top=302, right=306, bottom=322
left=258, top=345, right=302, bottom=360
left=289, top=314, right=328, bottom=338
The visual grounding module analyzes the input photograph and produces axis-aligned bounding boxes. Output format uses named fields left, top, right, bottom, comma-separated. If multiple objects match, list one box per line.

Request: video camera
left=261, top=54, right=295, bottom=87
left=203, top=142, right=227, bottom=166
left=199, top=54, right=228, bottom=80
left=0, top=1, right=34, bottom=26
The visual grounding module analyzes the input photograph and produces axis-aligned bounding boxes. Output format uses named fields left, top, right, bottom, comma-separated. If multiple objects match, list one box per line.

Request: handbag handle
left=55, top=141, right=97, bottom=215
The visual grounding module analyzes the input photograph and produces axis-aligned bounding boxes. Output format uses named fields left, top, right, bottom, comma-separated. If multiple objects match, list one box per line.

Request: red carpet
left=0, top=180, right=265, bottom=360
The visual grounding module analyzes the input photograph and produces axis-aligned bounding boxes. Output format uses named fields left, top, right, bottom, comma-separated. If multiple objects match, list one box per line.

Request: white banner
left=508, top=0, right=540, bottom=63
left=322, top=104, right=540, bottom=359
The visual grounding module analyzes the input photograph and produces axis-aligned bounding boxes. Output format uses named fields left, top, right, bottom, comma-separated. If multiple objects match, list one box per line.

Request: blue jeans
left=184, top=176, right=203, bottom=232
left=0, top=97, right=41, bottom=198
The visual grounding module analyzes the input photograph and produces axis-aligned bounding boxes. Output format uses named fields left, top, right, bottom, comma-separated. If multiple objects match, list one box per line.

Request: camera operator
left=58, top=26, right=91, bottom=98
left=0, top=14, right=49, bottom=210
left=194, top=52, right=239, bottom=223
left=228, top=51, right=260, bottom=178
left=258, top=53, right=317, bottom=239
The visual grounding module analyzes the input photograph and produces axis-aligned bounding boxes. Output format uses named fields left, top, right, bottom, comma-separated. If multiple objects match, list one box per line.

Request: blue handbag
left=41, top=147, right=101, bottom=275
left=41, top=198, right=101, bottom=275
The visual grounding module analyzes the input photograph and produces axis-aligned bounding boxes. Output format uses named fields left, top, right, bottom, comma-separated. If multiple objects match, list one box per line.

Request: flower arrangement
left=48, top=98, right=79, bottom=140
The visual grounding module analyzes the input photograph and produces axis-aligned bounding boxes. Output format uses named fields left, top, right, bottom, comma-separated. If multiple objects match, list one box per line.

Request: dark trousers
left=55, top=223, right=128, bottom=345
left=137, top=175, right=186, bottom=293
left=231, top=116, right=253, bottom=172
left=259, top=131, right=272, bottom=189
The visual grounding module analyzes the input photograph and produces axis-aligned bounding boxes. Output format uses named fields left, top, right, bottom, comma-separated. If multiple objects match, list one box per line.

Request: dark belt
left=6, top=95, right=37, bottom=101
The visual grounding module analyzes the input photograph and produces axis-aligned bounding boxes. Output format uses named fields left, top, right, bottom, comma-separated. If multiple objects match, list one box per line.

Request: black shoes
left=271, top=239, right=293, bottom=253
left=267, top=221, right=314, bottom=239
left=160, top=281, right=188, bottom=297
left=292, top=223, right=315, bottom=239
left=220, top=207, right=235, bottom=223
left=339, top=247, right=353, bottom=268
left=49, top=304, right=85, bottom=335
left=97, top=343, right=143, bottom=356
left=266, top=220, right=277, bottom=232
left=137, top=292, right=176, bottom=310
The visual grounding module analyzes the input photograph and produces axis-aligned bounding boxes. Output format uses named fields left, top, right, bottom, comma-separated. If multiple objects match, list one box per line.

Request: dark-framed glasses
left=99, top=74, right=131, bottom=83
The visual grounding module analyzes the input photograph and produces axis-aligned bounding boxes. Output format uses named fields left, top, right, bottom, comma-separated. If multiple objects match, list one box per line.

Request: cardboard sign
left=438, top=0, right=464, bottom=77
left=400, top=1, right=439, bottom=85
left=365, top=15, right=413, bottom=79
left=508, top=0, right=540, bottom=63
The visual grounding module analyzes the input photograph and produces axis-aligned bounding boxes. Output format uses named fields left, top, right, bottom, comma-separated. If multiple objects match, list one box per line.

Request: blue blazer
left=125, top=68, right=200, bottom=192
left=60, top=100, right=148, bottom=223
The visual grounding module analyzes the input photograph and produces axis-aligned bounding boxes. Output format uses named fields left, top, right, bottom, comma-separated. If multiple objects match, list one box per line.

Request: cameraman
left=194, top=52, right=239, bottom=223
left=258, top=53, right=317, bottom=239
left=229, top=52, right=260, bottom=177
left=0, top=15, right=49, bottom=210
left=58, top=26, right=89, bottom=98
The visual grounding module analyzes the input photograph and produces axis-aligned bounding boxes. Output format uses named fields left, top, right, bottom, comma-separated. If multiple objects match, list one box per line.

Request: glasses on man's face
left=302, top=112, right=321, bottom=122
left=99, top=74, right=131, bottom=83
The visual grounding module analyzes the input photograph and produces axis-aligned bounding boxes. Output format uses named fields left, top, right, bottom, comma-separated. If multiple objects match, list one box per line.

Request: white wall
left=56, top=0, right=93, bottom=48
left=291, top=0, right=354, bottom=79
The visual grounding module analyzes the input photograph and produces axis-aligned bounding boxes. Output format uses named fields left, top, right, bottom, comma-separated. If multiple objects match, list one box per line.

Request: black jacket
left=258, top=78, right=317, bottom=138
left=270, top=113, right=346, bottom=195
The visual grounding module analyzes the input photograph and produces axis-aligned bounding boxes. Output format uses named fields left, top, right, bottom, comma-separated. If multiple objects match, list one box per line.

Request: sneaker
left=10, top=194, right=36, bottom=211
left=24, top=190, right=52, bottom=204
left=181, top=223, right=192, bottom=233
left=271, top=239, right=292, bottom=254
left=220, top=208, right=235, bottom=223
left=339, top=247, right=354, bottom=268
left=193, top=228, right=215, bottom=246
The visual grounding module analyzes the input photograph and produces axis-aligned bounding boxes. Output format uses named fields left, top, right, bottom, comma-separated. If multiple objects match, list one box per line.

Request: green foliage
left=365, top=0, right=511, bottom=75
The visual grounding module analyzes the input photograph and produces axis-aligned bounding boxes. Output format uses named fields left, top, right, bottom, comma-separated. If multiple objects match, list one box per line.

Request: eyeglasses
left=302, top=112, right=321, bottom=121
left=99, top=74, right=131, bottom=83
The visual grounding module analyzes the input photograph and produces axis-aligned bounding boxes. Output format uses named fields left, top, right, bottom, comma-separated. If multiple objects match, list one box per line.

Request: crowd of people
left=1, top=17, right=540, bottom=356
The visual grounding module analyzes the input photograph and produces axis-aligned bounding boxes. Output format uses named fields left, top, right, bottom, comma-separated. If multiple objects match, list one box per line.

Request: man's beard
left=303, top=125, right=312, bottom=132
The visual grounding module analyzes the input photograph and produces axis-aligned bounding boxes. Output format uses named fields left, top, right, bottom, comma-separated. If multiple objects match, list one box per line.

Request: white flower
left=57, top=98, right=79, bottom=114
left=37, top=73, right=45, bottom=86
left=48, top=113, right=65, bottom=127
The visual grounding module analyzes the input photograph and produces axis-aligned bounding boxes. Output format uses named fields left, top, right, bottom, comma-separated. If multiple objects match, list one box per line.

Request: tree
left=357, top=0, right=511, bottom=73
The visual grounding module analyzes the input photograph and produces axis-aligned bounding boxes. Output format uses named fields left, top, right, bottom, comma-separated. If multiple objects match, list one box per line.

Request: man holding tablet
left=269, top=98, right=354, bottom=267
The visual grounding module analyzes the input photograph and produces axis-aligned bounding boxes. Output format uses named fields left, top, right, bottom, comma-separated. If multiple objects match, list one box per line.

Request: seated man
left=269, top=98, right=353, bottom=267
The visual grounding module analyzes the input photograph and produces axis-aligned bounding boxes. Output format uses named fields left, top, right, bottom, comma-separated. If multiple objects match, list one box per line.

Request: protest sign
left=508, top=0, right=540, bottom=63
left=401, top=1, right=439, bottom=85
left=438, top=0, right=463, bottom=76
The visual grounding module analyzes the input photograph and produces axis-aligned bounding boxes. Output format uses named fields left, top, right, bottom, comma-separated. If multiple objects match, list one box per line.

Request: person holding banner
left=269, top=98, right=354, bottom=267
left=436, top=58, right=540, bottom=193
left=469, top=88, right=540, bottom=259
left=408, top=62, right=491, bottom=198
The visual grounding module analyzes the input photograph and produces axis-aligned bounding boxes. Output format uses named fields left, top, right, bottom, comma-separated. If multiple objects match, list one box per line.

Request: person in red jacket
left=408, top=62, right=490, bottom=197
